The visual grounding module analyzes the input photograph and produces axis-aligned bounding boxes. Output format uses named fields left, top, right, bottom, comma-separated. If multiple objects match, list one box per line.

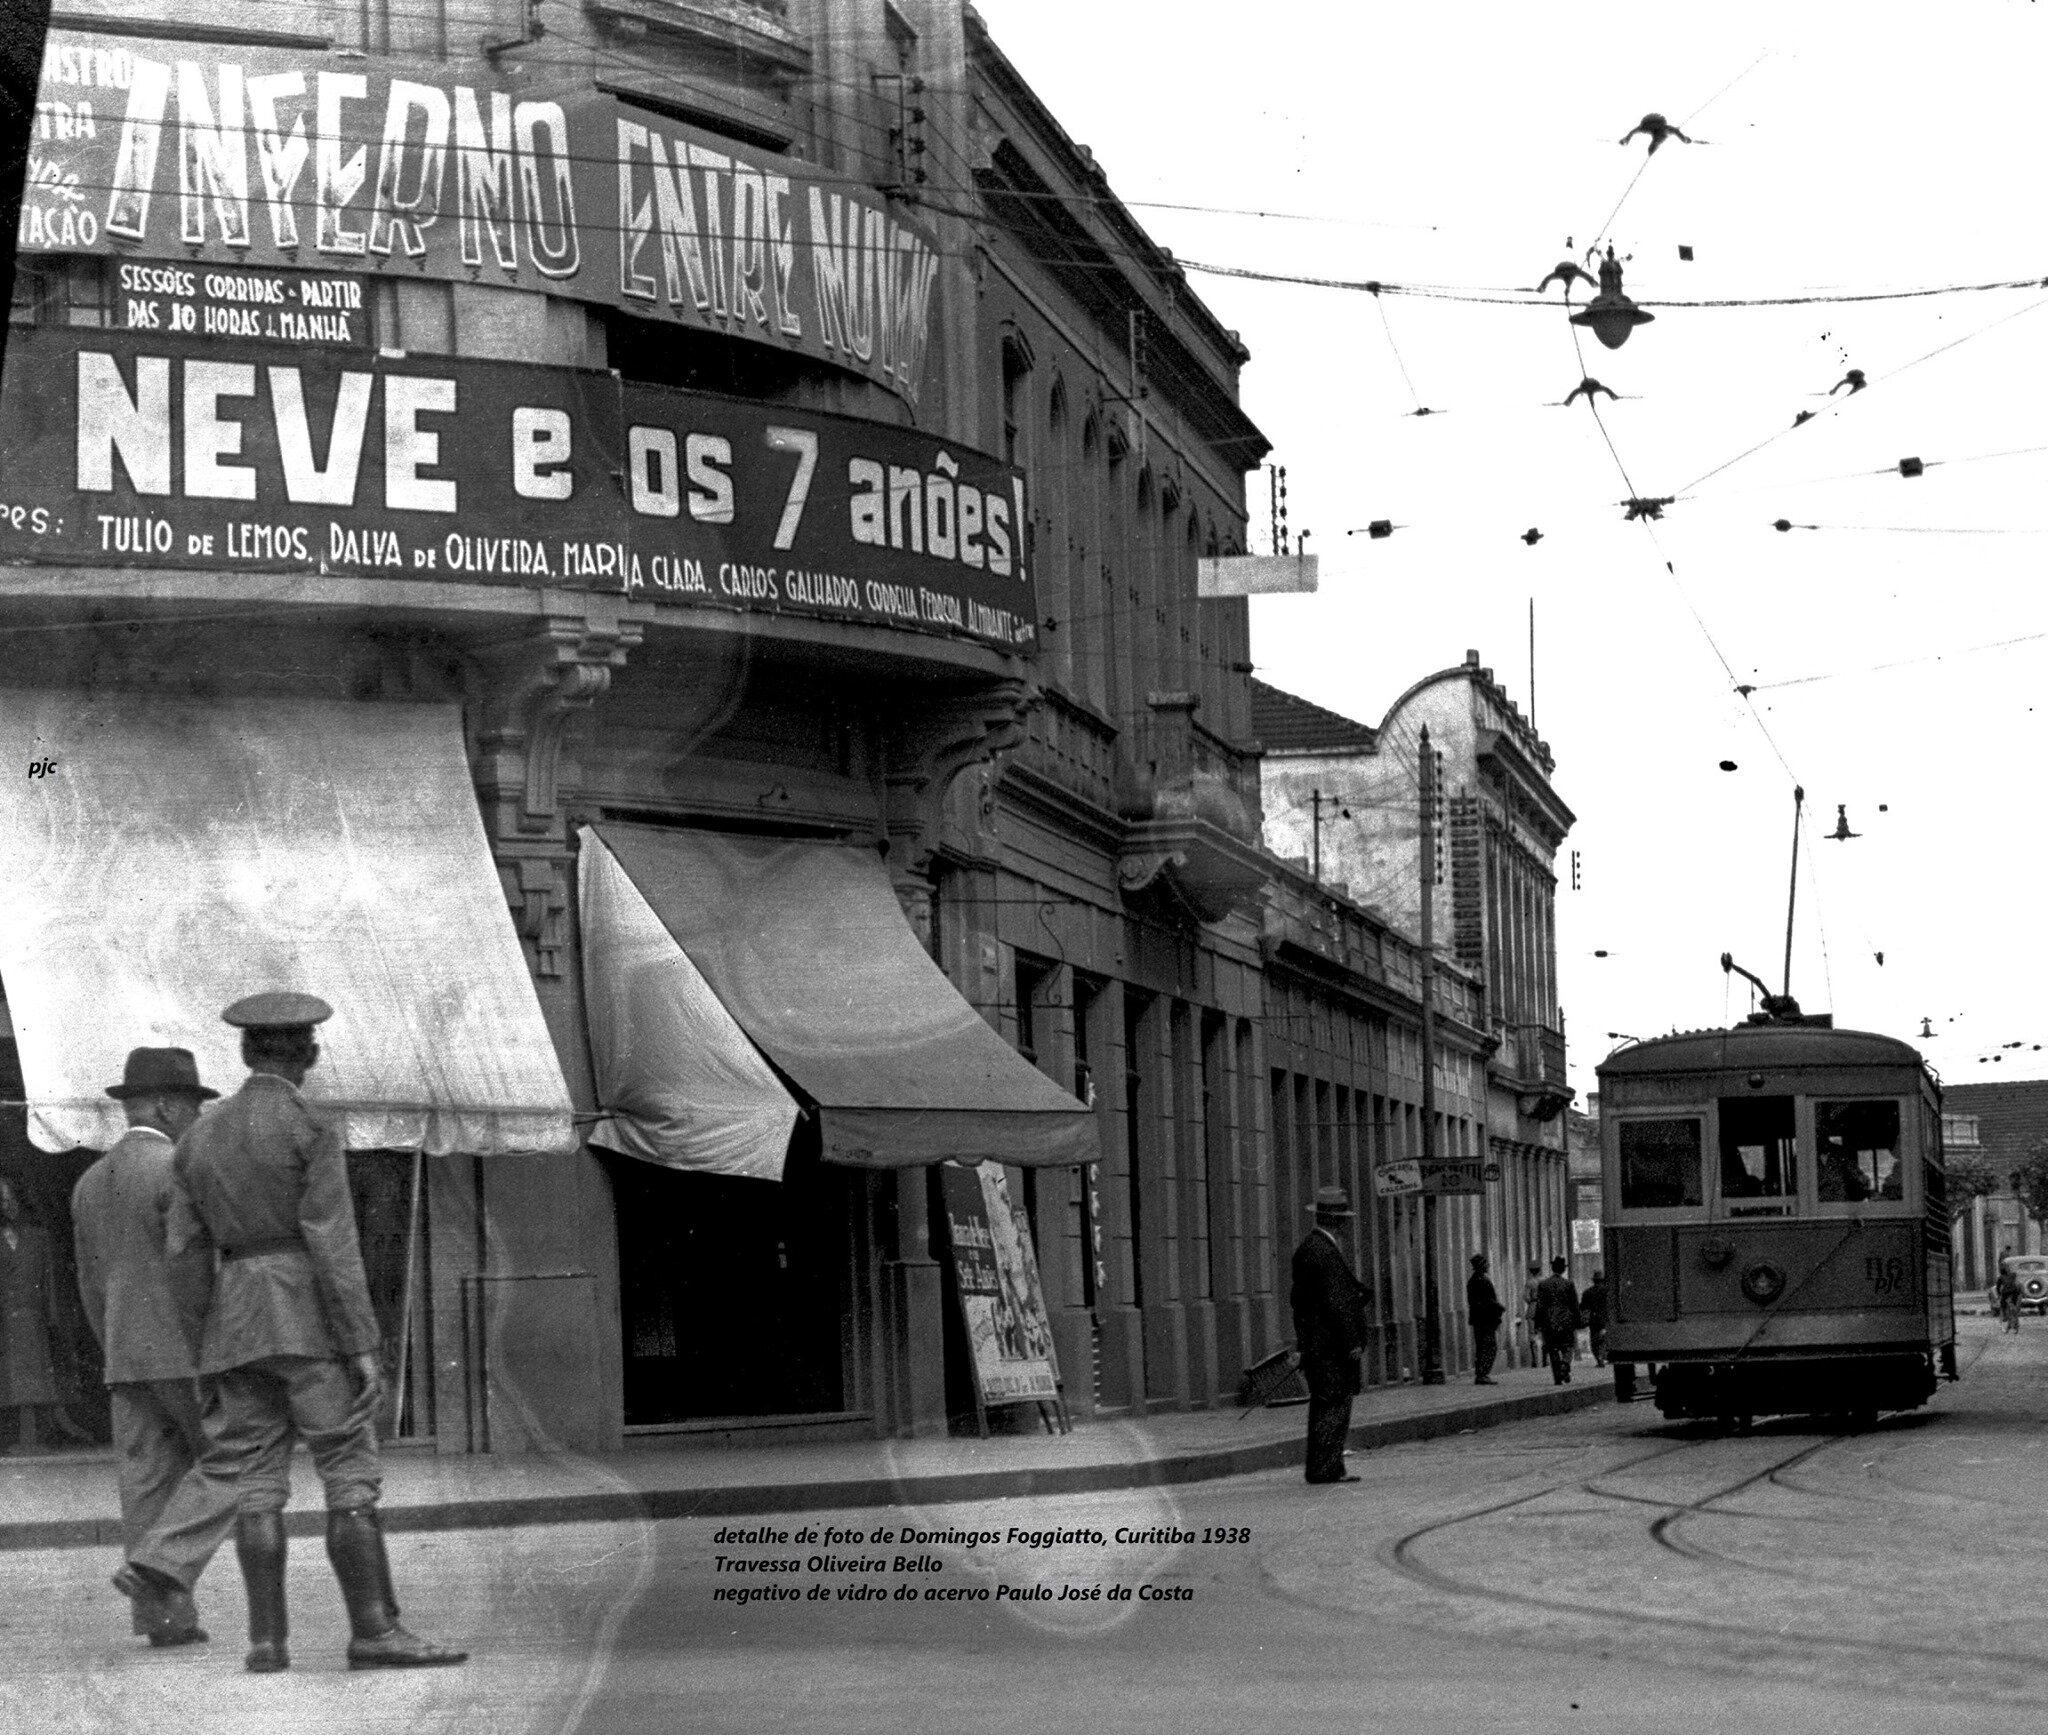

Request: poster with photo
left=939, top=1160, right=1060, bottom=1406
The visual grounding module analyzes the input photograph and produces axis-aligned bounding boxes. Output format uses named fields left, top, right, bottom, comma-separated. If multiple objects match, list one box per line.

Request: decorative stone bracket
left=469, top=609, right=643, bottom=976
left=881, top=679, right=1033, bottom=946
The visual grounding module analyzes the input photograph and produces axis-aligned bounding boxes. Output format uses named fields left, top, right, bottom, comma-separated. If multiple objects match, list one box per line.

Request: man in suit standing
left=1290, top=1187, right=1372, bottom=1485
left=1465, top=1253, right=1504, bottom=1386
left=1534, top=1255, right=1582, bottom=1385
left=160, top=992, right=466, bottom=1675
left=71, top=1047, right=237, bottom=1647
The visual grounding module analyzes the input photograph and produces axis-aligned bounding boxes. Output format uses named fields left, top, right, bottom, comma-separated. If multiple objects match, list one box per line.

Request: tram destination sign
left=0, top=329, right=1037, bottom=657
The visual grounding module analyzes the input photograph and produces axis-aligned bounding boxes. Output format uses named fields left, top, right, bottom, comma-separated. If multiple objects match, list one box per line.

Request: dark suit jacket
left=1291, top=1229, right=1370, bottom=1388
left=1465, top=1271, right=1505, bottom=1331
left=1534, top=1273, right=1581, bottom=1337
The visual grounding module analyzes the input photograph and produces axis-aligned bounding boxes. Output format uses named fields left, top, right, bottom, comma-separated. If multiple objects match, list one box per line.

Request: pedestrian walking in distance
left=1290, top=1187, right=1372, bottom=1485
left=1582, top=1270, right=1610, bottom=1366
left=163, top=992, right=466, bottom=1673
left=1521, top=1261, right=1543, bottom=1368
left=71, top=1048, right=238, bottom=1648
left=1996, top=1260, right=2022, bottom=1334
left=1534, top=1256, right=1582, bottom=1385
left=1466, top=1254, right=1504, bottom=1385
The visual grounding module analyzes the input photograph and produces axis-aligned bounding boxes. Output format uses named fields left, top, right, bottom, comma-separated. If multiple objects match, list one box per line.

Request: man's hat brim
left=106, top=1081, right=219, bottom=1101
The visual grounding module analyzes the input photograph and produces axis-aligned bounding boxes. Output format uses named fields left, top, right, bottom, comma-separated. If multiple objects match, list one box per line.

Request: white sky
left=974, top=0, right=2048, bottom=1100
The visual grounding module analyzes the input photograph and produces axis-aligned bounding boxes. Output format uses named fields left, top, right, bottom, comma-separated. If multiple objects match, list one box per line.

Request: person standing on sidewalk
left=1465, top=1254, right=1504, bottom=1385
left=1534, top=1256, right=1581, bottom=1385
left=1520, top=1260, right=1543, bottom=1368
left=71, top=1048, right=236, bottom=1648
left=1290, top=1187, right=1372, bottom=1485
left=1581, top=1270, right=1610, bottom=1366
left=162, top=992, right=466, bottom=1675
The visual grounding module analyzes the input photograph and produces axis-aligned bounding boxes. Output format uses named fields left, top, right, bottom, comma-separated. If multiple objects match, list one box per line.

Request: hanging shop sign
left=939, top=1162, right=1061, bottom=1407
left=24, top=32, right=942, bottom=408
left=1418, top=1158, right=1486, bottom=1197
left=1374, top=1159, right=1423, bottom=1198
left=0, top=328, right=1037, bottom=657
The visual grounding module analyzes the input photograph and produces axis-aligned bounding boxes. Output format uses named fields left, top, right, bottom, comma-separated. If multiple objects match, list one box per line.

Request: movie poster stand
left=938, top=1161, right=1070, bottom=1437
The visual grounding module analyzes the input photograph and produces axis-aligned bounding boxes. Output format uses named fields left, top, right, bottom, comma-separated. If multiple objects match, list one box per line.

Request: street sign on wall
left=0, top=328, right=1037, bottom=656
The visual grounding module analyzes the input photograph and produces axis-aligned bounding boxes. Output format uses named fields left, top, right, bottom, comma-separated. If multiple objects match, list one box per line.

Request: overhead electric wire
left=1679, top=291, right=2048, bottom=496
left=1748, top=627, right=2048, bottom=691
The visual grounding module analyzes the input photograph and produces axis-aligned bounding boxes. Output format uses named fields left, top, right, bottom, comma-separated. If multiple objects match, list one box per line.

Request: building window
left=1000, top=329, right=1034, bottom=468
left=1943, top=1113, right=1981, bottom=1148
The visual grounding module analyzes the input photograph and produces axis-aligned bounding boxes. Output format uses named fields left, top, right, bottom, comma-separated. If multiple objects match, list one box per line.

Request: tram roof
left=1598, top=1022, right=1926, bottom=1077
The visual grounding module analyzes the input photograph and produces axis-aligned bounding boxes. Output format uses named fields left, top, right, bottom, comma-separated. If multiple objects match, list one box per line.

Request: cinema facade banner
left=0, top=328, right=1037, bottom=654
left=25, top=32, right=943, bottom=409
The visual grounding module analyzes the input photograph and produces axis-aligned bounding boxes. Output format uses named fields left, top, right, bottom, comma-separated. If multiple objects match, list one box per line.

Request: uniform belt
left=219, top=1236, right=306, bottom=1261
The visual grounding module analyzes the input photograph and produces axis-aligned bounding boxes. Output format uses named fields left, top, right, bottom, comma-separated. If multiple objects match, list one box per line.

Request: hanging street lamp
left=1569, top=246, right=1654, bottom=350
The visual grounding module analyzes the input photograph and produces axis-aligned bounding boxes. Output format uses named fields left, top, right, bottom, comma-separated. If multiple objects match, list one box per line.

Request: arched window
left=1000, top=327, right=1035, bottom=467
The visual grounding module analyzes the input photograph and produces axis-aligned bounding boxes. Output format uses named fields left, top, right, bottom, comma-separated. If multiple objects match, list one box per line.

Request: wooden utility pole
left=1311, top=787, right=1322, bottom=882
left=1418, top=728, right=1445, bottom=1384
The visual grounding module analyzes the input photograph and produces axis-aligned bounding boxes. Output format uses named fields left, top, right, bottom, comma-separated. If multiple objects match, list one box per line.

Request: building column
left=874, top=684, right=1034, bottom=1435
left=463, top=601, right=643, bottom=1454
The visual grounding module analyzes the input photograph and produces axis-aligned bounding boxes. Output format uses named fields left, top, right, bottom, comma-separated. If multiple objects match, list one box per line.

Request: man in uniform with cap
left=1290, top=1186, right=1373, bottom=1485
left=163, top=992, right=465, bottom=1674
left=72, top=1047, right=237, bottom=1647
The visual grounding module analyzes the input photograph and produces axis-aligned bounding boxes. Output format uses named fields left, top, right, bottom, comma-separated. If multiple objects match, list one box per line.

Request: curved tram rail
left=1377, top=1411, right=2046, bottom=1688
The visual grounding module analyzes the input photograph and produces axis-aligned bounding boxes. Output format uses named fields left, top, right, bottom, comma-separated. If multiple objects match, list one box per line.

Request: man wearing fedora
left=1290, top=1186, right=1373, bottom=1485
left=71, top=1047, right=237, bottom=1647
left=162, top=991, right=465, bottom=1674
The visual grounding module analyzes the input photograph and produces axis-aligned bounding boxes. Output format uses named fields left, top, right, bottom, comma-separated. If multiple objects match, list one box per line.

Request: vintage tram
left=1599, top=996, right=1957, bottom=1423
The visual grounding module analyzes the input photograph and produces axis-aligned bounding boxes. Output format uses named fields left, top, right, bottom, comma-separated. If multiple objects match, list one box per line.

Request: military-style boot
left=235, top=1511, right=290, bottom=1673
left=112, top=1562, right=208, bottom=1647
left=325, top=1507, right=466, bottom=1670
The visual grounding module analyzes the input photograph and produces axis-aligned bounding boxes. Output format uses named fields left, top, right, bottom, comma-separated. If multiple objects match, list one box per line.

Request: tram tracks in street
left=1373, top=1413, right=2048, bottom=1689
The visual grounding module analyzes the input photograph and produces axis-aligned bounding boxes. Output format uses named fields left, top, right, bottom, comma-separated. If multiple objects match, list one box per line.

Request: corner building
left=1, top=0, right=1281, bottom=1450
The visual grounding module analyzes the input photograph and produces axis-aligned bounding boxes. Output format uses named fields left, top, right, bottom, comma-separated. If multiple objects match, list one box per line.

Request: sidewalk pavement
left=0, top=1360, right=1615, bottom=1552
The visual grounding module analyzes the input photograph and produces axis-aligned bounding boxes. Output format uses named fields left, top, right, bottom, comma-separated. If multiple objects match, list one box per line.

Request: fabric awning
left=582, top=822, right=1096, bottom=1170
left=579, top=829, right=799, bottom=1180
left=0, top=688, right=577, bottom=1155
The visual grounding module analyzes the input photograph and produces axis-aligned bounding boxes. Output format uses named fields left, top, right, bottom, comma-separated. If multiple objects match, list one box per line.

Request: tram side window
left=1718, top=1096, right=1797, bottom=1201
left=1816, top=1100, right=1903, bottom=1203
left=1619, top=1117, right=1704, bottom=1209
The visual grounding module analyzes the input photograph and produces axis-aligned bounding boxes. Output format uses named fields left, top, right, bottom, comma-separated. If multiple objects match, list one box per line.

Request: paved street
left=5, top=1316, right=2043, bottom=1735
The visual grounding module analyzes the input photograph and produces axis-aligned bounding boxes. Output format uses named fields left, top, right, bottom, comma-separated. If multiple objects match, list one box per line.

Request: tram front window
left=1619, top=1117, right=1704, bottom=1209
left=1816, top=1100, right=1903, bottom=1202
left=1718, top=1096, right=1796, bottom=1210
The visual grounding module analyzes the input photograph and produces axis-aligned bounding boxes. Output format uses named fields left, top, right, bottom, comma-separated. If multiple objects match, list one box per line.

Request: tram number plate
left=1864, top=1255, right=1909, bottom=1296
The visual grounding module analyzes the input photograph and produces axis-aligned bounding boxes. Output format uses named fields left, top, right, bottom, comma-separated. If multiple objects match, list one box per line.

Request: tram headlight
left=1740, top=1262, right=1787, bottom=1305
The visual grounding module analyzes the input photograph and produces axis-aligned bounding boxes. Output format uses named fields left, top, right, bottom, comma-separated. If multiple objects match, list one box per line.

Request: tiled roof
left=1942, top=1079, right=2048, bottom=1166
left=1249, top=679, right=1378, bottom=754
